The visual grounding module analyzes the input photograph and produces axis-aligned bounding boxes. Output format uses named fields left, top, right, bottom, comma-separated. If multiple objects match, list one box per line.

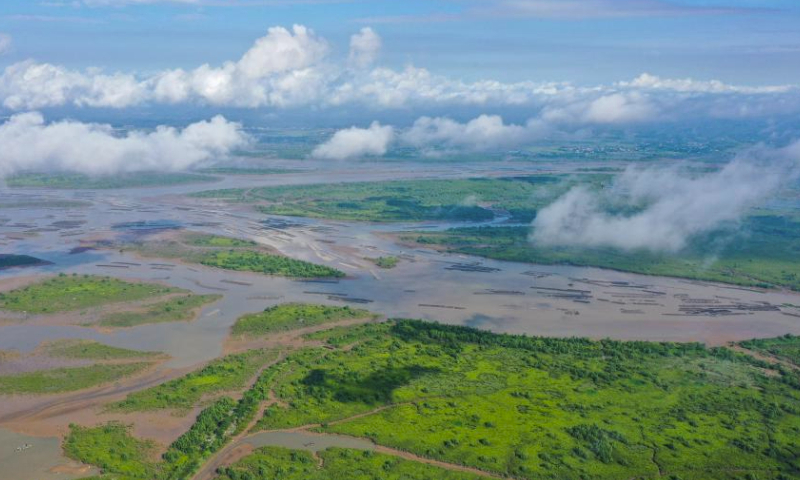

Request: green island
left=0, top=254, right=50, bottom=270
left=214, top=446, right=483, bottom=480
left=192, top=176, right=581, bottom=223
left=0, top=199, right=92, bottom=209
left=6, top=171, right=219, bottom=189
left=367, top=255, right=399, bottom=269
left=197, top=167, right=301, bottom=176
left=0, top=274, right=181, bottom=314
left=41, top=339, right=161, bottom=360
left=121, top=232, right=344, bottom=278
left=0, top=362, right=152, bottom=395
left=231, top=303, right=377, bottom=337
left=110, top=349, right=278, bottom=414
left=98, top=294, right=222, bottom=328
left=405, top=214, right=800, bottom=291
left=66, top=320, right=800, bottom=480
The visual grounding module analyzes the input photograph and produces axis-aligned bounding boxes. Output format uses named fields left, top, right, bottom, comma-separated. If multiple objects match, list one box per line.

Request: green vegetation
left=182, top=233, right=257, bottom=248
left=0, top=254, right=49, bottom=269
left=192, top=176, right=582, bottom=223
left=0, top=199, right=92, bottom=209
left=214, top=446, right=483, bottom=480
left=231, top=303, right=376, bottom=337
left=7, top=171, right=218, bottom=189
left=407, top=214, right=800, bottom=290
left=121, top=232, right=345, bottom=279
left=0, top=274, right=180, bottom=314
left=0, top=362, right=151, bottom=394
left=198, top=250, right=344, bottom=278
left=367, top=255, right=399, bottom=269
left=65, top=423, right=159, bottom=480
left=98, top=294, right=222, bottom=328
left=248, top=321, right=800, bottom=480
left=741, top=334, right=800, bottom=367
left=111, top=349, right=277, bottom=413
left=42, top=340, right=160, bottom=360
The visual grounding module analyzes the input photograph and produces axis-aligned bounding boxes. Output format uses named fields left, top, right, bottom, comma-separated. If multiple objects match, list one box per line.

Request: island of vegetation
left=367, top=255, right=399, bottom=269
left=231, top=303, right=378, bottom=337
left=97, top=293, right=222, bottom=328
left=0, top=340, right=162, bottom=395
left=64, top=319, right=800, bottom=480
left=119, top=232, right=345, bottom=279
left=192, top=176, right=580, bottom=223
left=404, top=214, right=800, bottom=291
left=0, top=253, right=51, bottom=270
left=7, top=171, right=219, bottom=189
left=0, top=274, right=180, bottom=314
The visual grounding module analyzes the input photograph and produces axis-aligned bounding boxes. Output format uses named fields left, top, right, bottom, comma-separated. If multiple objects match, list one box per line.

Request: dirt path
left=728, top=343, right=800, bottom=372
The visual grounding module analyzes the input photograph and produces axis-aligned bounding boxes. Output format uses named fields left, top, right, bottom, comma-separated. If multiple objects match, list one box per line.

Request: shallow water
left=0, top=428, right=97, bottom=480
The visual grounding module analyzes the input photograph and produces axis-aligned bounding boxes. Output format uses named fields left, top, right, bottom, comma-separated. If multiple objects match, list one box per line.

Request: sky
left=1, top=1, right=800, bottom=131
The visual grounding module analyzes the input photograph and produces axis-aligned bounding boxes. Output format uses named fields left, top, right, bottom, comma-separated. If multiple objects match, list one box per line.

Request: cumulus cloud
left=0, top=34, right=11, bottom=56
left=311, top=121, right=394, bottom=160
left=0, top=25, right=797, bottom=119
left=348, top=27, right=381, bottom=69
left=402, top=114, right=545, bottom=151
left=531, top=143, right=800, bottom=252
left=0, top=112, right=247, bottom=176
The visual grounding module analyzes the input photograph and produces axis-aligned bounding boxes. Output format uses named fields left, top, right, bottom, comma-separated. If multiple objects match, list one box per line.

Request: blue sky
left=2, top=0, right=800, bottom=85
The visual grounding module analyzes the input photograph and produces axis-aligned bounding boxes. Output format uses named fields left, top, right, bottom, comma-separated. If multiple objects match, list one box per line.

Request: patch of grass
left=182, top=233, right=257, bottom=248
left=98, top=294, right=222, bottom=328
left=192, top=176, right=580, bottom=223
left=64, top=422, right=159, bottom=479
left=0, top=362, right=151, bottom=394
left=231, top=303, right=377, bottom=337
left=7, top=171, right=218, bottom=189
left=0, top=274, right=181, bottom=314
left=110, top=349, right=277, bottom=413
left=740, top=334, right=800, bottom=367
left=198, top=250, right=344, bottom=278
left=214, top=446, right=484, bottom=480
left=120, top=232, right=344, bottom=279
left=367, top=256, right=399, bottom=269
left=42, top=340, right=160, bottom=360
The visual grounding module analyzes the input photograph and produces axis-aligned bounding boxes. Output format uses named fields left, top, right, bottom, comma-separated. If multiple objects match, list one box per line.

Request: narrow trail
left=727, top=343, right=800, bottom=372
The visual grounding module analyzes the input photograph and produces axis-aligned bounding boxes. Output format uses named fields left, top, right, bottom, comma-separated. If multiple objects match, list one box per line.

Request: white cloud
left=0, top=25, right=797, bottom=119
left=312, top=121, right=394, bottom=160
left=348, top=27, right=381, bottom=69
left=621, top=73, right=794, bottom=94
left=531, top=143, right=800, bottom=252
left=0, top=112, right=247, bottom=176
left=402, top=114, right=543, bottom=151
left=0, top=34, right=11, bottom=56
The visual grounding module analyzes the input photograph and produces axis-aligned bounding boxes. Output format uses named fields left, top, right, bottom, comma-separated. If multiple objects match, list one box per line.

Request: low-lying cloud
left=0, top=112, right=248, bottom=176
left=311, top=121, right=394, bottom=160
left=531, top=142, right=800, bottom=252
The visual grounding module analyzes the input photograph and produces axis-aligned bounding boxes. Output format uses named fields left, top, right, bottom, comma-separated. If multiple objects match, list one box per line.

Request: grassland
left=122, top=232, right=345, bottom=279
left=0, top=362, right=152, bottom=395
left=740, top=334, right=800, bottom=367
left=406, top=214, right=800, bottom=291
left=110, top=349, right=278, bottom=413
left=247, top=321, right=800, bottom=480
left=97, top=294, right=222, bottom=328
left=231, top=303, right=377, bottom=337
left=0, top=274, right=180, bottom=314
left=214, top=446, right=484, bottom=480
left=7, top=171, right=218, bottom=189
left=65, top=423, right=160, bottom=480
left=192, top=176, right=582, bottom=223
left=42, top=340, right=161, bottom=360
left=63, top=320, right=800, bottom=480
left=367, top=255, right=399, bottom=269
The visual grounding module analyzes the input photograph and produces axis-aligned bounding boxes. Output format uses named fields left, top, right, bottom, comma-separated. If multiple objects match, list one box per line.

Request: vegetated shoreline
left=388, top=232, right=795, bottom=294
left=0, top=254, right=53, bottom=271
